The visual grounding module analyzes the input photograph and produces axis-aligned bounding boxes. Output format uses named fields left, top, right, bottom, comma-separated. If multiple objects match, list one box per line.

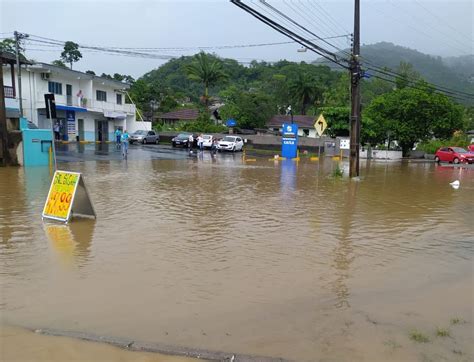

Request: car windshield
left=452, top=147, right=467, bottom=153
left=203, top=135, right=212, bottom=139
left=177, top=133, right=191, bottom=138
left=223, top=136, right=236, bottom=142
left=134, top=130, right=147, bottom=135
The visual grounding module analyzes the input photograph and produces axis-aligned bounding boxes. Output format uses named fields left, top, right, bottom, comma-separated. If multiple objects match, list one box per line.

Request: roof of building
left=28, top=62, right=131, bottom=89
left=157, top=108, right=199, bottom=120
left=267, top=115, right=316, bottom=128
left=0, top=51, right=32, bottom=65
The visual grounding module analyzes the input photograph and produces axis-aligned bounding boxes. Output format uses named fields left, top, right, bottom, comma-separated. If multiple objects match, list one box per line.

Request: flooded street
left=1, top=154, right=473, bottom=361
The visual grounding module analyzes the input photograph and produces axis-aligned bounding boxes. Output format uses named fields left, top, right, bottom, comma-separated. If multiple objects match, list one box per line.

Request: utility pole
left=349, top=0, right=361, bottom=177
left=0, top=60, right=10, bottom=166
left=14, top=31, right=27, bottom=118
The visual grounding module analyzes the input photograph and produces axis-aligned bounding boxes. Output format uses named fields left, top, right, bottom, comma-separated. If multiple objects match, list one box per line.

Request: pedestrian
left=188, top=133, right=194, bottom=152
left=121, top=129, right=130, bottom=158
left=53, top=121, right=60, bottom=141
left=197, top=134, right=204, bottom=151
left=211, top=138, right=218, bottom=156
left=115, top=128, right=122, bottom=149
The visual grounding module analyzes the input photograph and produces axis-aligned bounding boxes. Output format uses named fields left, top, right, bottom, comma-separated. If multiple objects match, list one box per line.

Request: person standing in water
left=121, top=129, right=129, bottom=158
left=115, top=128, right=122, bottom=149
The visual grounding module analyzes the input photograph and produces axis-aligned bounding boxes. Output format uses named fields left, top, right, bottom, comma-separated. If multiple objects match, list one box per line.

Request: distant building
left=267, top=114, right=317, bottom=138
left=156, top=108, right=199, bottom=126
left=2, top=62, right=150, bottom=142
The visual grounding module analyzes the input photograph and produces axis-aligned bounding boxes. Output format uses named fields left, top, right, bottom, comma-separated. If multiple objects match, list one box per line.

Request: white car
left=201, top=134, right=214, bottom=148
left=217, top=136, right=244, bottom=152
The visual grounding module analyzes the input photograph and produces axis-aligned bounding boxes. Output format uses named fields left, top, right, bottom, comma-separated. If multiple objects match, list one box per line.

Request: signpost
left=314, top=114, right=327, bottom=137
left=314, top=114, right=328, bottom=160
left=42, top=170, right=96, bottom=223
left=281, top=123, right=298, bottom=159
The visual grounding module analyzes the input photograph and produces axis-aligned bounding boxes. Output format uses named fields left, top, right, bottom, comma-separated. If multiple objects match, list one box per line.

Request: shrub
left=417, top=132, right=470, bottom=154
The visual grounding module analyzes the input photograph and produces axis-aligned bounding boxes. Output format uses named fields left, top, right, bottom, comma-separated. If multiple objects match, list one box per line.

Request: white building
left=2, top=62, right=150, bottom=142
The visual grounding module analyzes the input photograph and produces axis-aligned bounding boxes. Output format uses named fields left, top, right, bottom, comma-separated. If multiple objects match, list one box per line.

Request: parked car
left=217, top=136, right=244, bottom=152
left=201, top=134, right=214, bottom=148
left=171, top=133, right=197, bottom=148
left=130, top=130, right=159, bottom=144
left=434, top=147, right=474, bottom=164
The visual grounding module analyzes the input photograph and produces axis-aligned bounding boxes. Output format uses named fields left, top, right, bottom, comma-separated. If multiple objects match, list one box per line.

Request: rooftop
left=267, top=115, right=316, bottom=128
left=157, top=108, right=199, bottom=120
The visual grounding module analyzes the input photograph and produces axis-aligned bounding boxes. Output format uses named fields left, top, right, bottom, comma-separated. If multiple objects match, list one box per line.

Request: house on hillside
left=266, top=114, right=317, bottom=138
left=2, top=62, right=150, bottom=142
left=156, top=108, right=199, bottom=126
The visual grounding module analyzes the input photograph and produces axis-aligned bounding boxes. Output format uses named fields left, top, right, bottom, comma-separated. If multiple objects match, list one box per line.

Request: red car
left=434, top=147, right=474, bottom=164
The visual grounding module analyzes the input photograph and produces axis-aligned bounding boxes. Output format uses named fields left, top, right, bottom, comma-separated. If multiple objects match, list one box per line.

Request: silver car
left=130, top=130, right=159, bottom=144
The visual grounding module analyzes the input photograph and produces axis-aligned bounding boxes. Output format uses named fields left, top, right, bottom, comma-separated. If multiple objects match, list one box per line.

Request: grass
left=331, top=164, right=344, bottom=178
left=450, top=317, right=463, bottom=325
left=409, top=330, right=430, bottom=343
left=435, top=327, right=450, bottom=337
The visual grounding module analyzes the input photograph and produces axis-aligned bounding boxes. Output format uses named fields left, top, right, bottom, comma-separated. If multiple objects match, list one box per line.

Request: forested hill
left=319, top=42, right=474, bottom=96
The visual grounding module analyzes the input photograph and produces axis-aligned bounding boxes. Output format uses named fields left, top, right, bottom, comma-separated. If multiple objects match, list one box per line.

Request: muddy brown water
left=1, top=156, right=473, bottom=361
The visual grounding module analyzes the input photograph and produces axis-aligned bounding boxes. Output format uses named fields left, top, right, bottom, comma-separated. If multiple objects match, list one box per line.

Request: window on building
left=48, top=81, right=62, bottom=95
left=116, top=93, right=122, bottom=105
left=303, top=129, right=309, bottom=137
left=96, top=90, right=107, bottom=102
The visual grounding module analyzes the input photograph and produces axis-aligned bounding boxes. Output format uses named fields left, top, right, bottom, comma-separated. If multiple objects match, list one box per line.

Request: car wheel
left=434, top=156, right=440, bottom=163
left=172, top=142, right=176, bottom=147
left=453, top=157, right=460, bottom=164
left=143, top=138, right=147, bottom=144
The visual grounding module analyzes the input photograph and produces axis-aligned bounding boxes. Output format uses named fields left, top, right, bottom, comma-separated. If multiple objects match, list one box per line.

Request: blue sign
left=226, top=119, right=237, bottom=127
left=281, top=123, right=298, bottom=159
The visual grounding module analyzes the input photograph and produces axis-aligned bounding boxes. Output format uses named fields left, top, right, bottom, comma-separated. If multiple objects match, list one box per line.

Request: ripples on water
left=1, top=158, right=472, bottom=360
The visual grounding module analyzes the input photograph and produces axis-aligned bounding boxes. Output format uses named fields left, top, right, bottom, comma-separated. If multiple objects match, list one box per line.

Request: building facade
left=2, top=62, right=150, bottom=142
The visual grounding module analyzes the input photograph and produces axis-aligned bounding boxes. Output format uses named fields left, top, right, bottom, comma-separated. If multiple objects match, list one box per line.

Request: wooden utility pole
left=349, top=0, right=361, bottom=177
left=0, top=62, right=11, bottom=166
left=14, top=31, right=24, bottom=118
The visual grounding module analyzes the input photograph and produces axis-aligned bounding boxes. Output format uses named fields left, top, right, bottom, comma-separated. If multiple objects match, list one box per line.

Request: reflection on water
left=0, top=158, right=473, bottom=361
left=44, top=219, right=95, bottom=267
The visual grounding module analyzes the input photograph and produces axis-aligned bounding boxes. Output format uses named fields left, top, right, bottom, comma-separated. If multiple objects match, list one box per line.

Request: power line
left=293, top=0, right=350, bottom=50
left=412, top=0, right=473, bottom=44
left=369, top=2, right=472, bottom=56
left=230, top=0, right=349, bottom=68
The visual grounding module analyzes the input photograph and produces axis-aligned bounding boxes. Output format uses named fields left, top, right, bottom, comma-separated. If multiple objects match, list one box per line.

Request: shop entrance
left=95, top=120, right=108, bottom=142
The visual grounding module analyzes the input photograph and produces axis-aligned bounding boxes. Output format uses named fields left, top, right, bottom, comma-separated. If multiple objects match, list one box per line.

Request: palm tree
left=185, top=52, right=228, bottom=105
left=289, top=73, right=321, bottom=115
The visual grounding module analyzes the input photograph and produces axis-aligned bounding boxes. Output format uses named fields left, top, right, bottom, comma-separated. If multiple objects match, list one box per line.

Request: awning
left=56, top=105, right=87, bottom=112
left=104, top=111, right=126, bottom=119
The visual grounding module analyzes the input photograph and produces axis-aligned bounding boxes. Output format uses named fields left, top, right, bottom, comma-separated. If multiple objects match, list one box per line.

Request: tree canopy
left=60, top=41, right=82, bottom=69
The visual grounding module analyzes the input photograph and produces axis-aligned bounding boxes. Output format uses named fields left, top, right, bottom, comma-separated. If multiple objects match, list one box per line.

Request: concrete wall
left=360, top=149, right=403, bottom=160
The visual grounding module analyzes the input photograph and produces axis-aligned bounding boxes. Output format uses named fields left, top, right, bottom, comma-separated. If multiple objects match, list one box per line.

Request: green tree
left=395, top=61, right=421, bottom=90
left=365, top=85, right=464, bottom=155
left=185, top=52, right=228, bottom=105
left=85, top=70, right=96, bottom=75
left=51, top=59, right=67, bottom=68
left=60, top=41, right=82, bottom=69
left=219, top=86, right=275, bottom=129
left=317, top=106, right=350, bottom=137
left=0, top=38, right=17, bottom=53
left=289, top=72, right=321, bottom=115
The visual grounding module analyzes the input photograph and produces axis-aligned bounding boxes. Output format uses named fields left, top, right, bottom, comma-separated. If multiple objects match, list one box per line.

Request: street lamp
left=286, top=105, right=294, bottom=123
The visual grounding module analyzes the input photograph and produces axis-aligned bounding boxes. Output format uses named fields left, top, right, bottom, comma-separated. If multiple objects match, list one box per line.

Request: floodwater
left=1, top=155, right=473, bottom=361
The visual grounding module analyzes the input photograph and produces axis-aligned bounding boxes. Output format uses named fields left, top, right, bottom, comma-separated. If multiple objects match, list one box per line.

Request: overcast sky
left=1, top=0, right=472, bottom=78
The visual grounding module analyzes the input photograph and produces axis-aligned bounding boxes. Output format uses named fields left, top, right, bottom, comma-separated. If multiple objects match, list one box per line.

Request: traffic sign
left=314, top=114, right=327, bottom=136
